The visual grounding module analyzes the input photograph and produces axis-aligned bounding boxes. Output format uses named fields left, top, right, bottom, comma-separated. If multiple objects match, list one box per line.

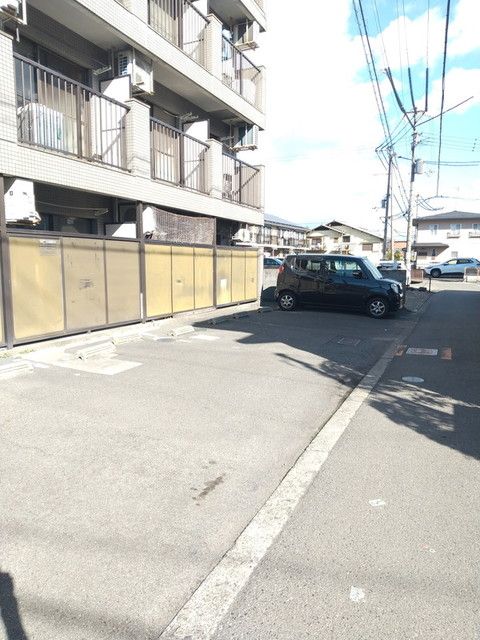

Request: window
left=342, top=235, right=351, bottom=242
left=473, top=223, right=479, bottom=231
left=450, top=223, right=461, bottom=231
left=294, top=258, right=325, bottom=272
left=323, top=258, right=362, bottom=277
left=446, top=259, right=458, bottom=264
left=429, top=224, right=439, bottom=235
left=417, top=251, right=428, bottom=257
left=362, top=243, right=373, bottom=251
left=458, top=258, right=472, bottom=264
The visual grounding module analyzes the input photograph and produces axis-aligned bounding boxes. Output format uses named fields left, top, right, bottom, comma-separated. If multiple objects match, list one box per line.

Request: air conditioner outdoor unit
left=233, top=123, right=259, bottom=151
left=4, top=178, right=41, bottom=225
left=18, top=103, right=68, bottom=152
left=233, top=228, right=252, bottom=243
left=233, top=20, right=259, bottom=50
left=117, top=49, right=153, bottom=94
left=1, top=0, right=26, bottom=23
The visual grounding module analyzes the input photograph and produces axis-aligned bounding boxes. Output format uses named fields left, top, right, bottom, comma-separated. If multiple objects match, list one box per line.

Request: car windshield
left=362, top=258, right=384, bottom=279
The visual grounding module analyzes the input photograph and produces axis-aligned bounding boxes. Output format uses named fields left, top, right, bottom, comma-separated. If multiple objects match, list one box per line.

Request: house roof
left=264, top=213, right=308, bottom=231
left=414, top=210, right=480, bottom=225
left=412, top=242, right=449, bottom=248
left=309, top=220, right=382, bottom=242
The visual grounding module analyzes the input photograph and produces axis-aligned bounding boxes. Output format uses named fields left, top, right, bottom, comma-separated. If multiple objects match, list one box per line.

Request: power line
left=436, top=0, right=452, bottom=194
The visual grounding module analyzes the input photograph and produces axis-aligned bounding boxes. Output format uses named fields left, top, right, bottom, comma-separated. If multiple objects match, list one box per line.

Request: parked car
left=264, top=257, right=283, bottom=268
left=424, top=257, right=480, bottom=278
left=275, top=254, right=404, bottom=319
left=377, top=259, right=405, bottom=271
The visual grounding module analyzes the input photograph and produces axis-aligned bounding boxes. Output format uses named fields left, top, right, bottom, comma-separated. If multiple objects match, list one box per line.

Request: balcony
left=150, top=118, right=208, bottom=193
left=222, top=152, right=262, bottom=209
left=14, top=55, right=128, bottom=170
left=222, top=37, right=263, bottom=108
left=469, top=231, right=480, bottom=238
left=447, top=231, right=461, bottom=238
left=148, top=0, right=209, bottom=68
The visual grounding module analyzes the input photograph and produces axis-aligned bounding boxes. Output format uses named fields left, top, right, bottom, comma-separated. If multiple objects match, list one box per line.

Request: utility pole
left=404, top=114, right=420, bottom=285
left=382, top=150, right=394, bottom=259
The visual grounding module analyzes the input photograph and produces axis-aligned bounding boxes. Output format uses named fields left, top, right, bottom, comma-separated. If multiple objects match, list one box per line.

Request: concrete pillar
left=255, top=65, right=266, bottom=113
left=125, top=98, right=151, bottom=178
left=205, top=138, right=224, bottom=200
left=0, top=31, right=17, bottom=147
left=255, top=164, right=265, bottom=211
left=205, top=13, right=223, bottom=79
left=122, top=0, right=149, bottom=23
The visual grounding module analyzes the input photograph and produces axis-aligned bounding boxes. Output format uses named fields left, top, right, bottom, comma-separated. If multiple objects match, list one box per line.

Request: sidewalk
left=208, top=282, right=480, bottom=639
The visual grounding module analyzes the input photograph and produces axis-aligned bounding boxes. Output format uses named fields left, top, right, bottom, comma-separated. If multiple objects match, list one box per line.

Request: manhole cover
left=402, top=376, right=424, bottom=383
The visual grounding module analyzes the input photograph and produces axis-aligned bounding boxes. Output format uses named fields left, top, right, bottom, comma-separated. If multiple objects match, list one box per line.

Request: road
left=1, top=283, right=477, bottom=640
left=209, top=280, right=480, bottom=640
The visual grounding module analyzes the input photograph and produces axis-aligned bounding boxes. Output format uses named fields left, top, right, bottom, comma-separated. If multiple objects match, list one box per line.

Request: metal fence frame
left=148, top=0, right=209, bottom=67
left=151, top=118, right=209, bottom=193
left=221, top=36, right=262, bottom=106
left=222, top=152, right=262, bottom=209
left=14, top=54, right=129, bottom=170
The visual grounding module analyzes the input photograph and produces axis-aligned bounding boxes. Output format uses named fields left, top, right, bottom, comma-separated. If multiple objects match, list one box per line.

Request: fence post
left=0, top=175, right=14, bottom=348
left=136, top=202, right=147, bottom=322
left=75, top=84, right=83, bottom=158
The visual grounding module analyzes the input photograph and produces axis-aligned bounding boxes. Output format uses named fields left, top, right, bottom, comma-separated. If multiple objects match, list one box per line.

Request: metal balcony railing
left=149, top=0, right=209, bottom=67
left=222, top=152, right=261, bottom=209
left=469, top=230, right=480, bottom=238
left=447, top=231, right=461, bottom=238
left=150, top=118, right=208, bottom=193
left=14, top=54, right=128, bottom=169
left=221, top=36, right=262, bottom=107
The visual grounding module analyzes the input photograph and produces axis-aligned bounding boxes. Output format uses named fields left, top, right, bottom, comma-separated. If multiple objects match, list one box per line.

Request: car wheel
left=278, top=291, right=297, bottom=311
left=430, top=268, right=441, bottom=278
left=366, top=297, right=388, bottom=319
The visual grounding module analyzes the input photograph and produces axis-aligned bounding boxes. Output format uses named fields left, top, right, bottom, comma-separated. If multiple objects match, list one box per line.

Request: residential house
left=0, top=0, right=267, bottom=347
left=413, top=211, right=480, bottom=267
left=307, top=221, right=383, bottom=264
left=235, top=214, right=308, bottom=256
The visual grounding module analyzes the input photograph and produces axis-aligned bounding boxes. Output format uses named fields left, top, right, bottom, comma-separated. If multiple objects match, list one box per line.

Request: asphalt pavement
left=210, top=280, right=480, bottom=640
left=0, top=293, right=427, bottom=640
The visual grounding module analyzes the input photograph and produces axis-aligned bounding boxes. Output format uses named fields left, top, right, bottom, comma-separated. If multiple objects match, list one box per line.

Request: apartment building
left=413, top=211, right=480, bottom=268
left=234, top=214, right=309, bottom=256
left=0, top=0, right=266, bottom=347
left=307, top=221, right=383, bottom=264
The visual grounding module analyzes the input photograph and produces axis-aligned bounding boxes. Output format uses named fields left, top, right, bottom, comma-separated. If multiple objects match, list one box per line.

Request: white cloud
left=249, top=0, right=480, bottom=231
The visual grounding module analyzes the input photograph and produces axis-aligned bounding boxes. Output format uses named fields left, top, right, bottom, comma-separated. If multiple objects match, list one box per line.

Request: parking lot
left=1, top=293, right=429, bottom=640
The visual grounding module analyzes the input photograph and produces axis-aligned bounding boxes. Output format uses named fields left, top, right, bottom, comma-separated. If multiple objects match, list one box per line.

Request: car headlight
left=390, top=282, right=400, bottom=293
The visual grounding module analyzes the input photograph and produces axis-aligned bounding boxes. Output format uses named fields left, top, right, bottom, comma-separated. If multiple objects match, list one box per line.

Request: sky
left=249, top=0, right=480, bottom=235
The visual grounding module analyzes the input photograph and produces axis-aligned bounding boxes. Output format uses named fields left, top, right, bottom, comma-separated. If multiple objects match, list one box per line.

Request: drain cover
left=402, top=376, right=424, bottom=383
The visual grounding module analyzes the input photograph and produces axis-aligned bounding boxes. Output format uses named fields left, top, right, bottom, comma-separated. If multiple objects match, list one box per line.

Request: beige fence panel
left=63, top=237, right=106, bottom=330
left=105, top=240, right=141, bottom=324
left=194, top=247, right=214, bottom=309
left=216, top=249, right=232, bottom=305
left=9, top=236, right=64, bottom=340
left=245, top=250, right=258, bottom=300
left=172, top=246, right=195, bottom=313
left=231, top=250, right=246, bottom=303
left=145, top=243, right=172, bottom=318
left=0, top=258, right=3, bottom=344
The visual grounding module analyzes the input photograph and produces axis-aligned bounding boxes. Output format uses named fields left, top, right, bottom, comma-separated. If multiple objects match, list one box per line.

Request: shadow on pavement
left=0, top=571, right=29, bottom=640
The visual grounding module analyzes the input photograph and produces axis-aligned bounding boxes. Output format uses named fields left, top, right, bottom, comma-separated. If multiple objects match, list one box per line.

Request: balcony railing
left=469, top=231, right=480, bottom=238
left=222, top=152, right=261, bottom=209
left=149, top=0, right=209, bottom=67
left=150, top=118, right=208, bottom=193
left=221, top=36, right=262, bottom=107
left=14, top=54, right=128, bottom=169
left=447, top=231, right=461, bottom=238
